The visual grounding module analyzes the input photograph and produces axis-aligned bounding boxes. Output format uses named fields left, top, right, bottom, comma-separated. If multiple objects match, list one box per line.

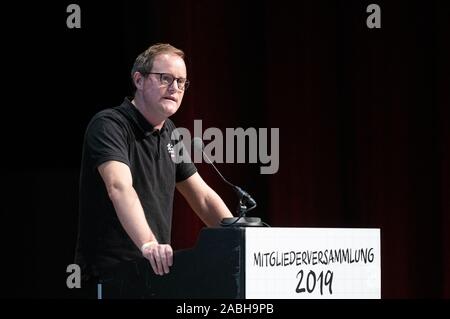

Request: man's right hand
left=141, top=241, right=173, bottom=275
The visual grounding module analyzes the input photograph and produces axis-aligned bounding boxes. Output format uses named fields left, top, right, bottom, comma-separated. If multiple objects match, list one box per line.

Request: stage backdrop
left=1, top=0, right=448, bottom=298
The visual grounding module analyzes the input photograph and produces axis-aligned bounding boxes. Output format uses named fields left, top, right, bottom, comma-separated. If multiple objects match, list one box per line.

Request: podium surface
left=245, top=227, right=380, bottom=299
left=101, top=227, right=380, bottom=299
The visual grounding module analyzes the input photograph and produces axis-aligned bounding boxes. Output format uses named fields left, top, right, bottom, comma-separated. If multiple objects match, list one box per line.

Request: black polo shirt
left=75, top=98, right=196, bottom=278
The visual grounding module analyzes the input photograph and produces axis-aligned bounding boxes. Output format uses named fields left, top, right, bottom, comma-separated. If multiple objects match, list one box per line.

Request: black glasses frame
left=146, top=72, right=190, bottom=91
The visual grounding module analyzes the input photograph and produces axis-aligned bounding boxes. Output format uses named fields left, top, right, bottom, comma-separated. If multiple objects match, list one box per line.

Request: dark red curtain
left=163, top=0, right=449, bottom=298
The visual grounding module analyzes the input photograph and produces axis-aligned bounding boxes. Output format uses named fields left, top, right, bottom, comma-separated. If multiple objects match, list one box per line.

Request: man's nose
left=168, top=80, right=180, bottom=92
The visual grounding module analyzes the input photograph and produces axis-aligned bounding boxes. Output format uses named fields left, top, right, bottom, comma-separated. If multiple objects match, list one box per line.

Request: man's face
left=139, top=53, right=187, bottom=119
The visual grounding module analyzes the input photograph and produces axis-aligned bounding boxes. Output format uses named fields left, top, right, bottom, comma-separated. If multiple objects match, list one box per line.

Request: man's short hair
left=131, top=43, right=185, bottom=87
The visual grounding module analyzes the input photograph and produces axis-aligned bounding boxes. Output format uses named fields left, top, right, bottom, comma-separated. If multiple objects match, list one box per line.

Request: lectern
left=99, top=227, right=380, bottom=299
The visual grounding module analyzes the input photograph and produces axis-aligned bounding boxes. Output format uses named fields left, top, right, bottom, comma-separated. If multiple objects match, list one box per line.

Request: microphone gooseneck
left=192, top=137, right=261, bottom=227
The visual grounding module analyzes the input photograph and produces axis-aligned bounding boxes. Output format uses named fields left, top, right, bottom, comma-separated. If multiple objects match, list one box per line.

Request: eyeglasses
left=146, top=72, right=190, bottom=91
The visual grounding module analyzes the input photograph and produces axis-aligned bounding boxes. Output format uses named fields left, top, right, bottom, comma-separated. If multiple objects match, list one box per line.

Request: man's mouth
left=163, top=96, right=177, bottom=103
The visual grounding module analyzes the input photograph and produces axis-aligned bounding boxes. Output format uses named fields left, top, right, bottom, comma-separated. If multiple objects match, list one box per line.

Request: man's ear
left=133, top=72, right=144, bottom=90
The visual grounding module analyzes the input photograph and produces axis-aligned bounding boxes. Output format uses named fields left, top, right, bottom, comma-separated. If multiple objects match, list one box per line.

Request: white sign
left=245, top=228, right=381, bottom=299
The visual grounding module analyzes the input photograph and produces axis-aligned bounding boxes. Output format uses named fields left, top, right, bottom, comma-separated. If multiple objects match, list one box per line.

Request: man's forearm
left=200, top=189, right=233, bottom=227
left=108, top=185, right=157, bottom=248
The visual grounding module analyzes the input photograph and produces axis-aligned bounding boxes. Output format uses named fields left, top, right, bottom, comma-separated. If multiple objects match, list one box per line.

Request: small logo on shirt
left=167, top=143, right=175, bottom=158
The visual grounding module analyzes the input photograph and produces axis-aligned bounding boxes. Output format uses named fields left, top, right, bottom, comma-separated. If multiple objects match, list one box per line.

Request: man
left=75, top=43, right=233, bottom=292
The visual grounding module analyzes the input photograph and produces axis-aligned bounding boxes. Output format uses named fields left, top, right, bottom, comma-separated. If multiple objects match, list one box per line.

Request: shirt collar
left=120, top=97, right=168, bottom=136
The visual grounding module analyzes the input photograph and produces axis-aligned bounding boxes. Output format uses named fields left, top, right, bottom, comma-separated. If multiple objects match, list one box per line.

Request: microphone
left=192, top=137, right=262, bottom=227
